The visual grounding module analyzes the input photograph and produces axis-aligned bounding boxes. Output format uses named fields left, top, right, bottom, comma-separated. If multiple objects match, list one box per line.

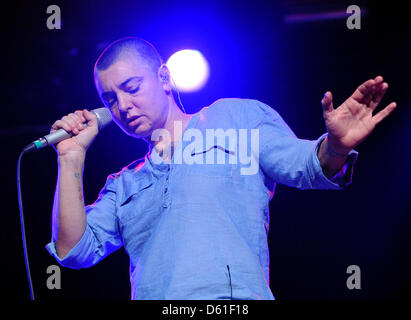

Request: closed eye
left=128, top=86, right=140, bottom=94
left=101, top=92, right=117, bottom=108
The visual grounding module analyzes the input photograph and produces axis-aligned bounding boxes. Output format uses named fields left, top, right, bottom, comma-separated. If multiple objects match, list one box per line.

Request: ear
left=158, top=64, right=172, bottom=94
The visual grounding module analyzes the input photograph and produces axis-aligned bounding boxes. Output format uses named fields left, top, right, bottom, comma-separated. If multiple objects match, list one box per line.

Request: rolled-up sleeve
left=247, top=100, right=358, bottom=190
left=308, top=133, right=358, bottom=189
left=46, top=174, right=123, bottom=269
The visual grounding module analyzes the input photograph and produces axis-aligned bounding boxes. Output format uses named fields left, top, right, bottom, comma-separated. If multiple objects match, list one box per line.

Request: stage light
left=166, top=49, right=209, bottom=93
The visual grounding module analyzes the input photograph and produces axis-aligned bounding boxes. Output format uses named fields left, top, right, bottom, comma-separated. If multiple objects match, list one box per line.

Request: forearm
left=317, top=136, right=350, bottom=179
left=52, top=154, right=87, bottom=259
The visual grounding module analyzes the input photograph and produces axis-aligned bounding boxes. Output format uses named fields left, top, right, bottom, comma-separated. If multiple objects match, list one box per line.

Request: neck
left=145, top=99, right=192, bottom=161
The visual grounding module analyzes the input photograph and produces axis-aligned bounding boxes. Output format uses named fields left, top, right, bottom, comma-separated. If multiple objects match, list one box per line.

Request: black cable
left=227, top=265, right=232, bottom=300
left=17, top=150, right=35, bottom=300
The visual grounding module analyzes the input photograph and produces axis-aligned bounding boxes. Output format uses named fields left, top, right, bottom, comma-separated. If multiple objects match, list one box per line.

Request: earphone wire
left=169, top=75, right=186, bottom=114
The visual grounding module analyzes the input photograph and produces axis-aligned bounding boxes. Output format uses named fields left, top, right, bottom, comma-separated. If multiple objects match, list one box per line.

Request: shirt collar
left=146, top=111, right=201, bottom=172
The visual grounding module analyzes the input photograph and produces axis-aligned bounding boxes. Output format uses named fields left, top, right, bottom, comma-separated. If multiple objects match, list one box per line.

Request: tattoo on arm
left=77, top=186, right=83, bottom=201
left=74, top=172, right=83, bottom=201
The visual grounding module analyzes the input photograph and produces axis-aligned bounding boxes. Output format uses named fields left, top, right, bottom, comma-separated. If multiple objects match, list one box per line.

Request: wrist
left=325, top=136, right=351, bottom=157
left=58, top=152, right=86, bottom=167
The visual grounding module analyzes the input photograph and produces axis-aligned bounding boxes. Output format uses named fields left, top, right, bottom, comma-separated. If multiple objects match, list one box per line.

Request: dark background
left=1, top=0, right=410, bottom=300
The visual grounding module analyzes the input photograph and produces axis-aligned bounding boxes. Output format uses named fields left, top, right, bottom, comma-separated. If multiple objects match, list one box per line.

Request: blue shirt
left=46, top=98, right=358, bottom=299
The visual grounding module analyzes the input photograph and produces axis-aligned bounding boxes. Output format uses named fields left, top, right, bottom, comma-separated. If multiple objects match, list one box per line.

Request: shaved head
left=92, top=36, right=190, bottom=146
left=94, top=37, right=164, bottom=76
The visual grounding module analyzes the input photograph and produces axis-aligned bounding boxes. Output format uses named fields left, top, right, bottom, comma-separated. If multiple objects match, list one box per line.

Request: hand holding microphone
left=23, top=107, right=112, bottom=157
left=51, top=109, right=99, bottom=158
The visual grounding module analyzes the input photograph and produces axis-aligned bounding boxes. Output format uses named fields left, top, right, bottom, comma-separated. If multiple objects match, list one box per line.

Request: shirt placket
left=162, top=164, right=171, bottom=208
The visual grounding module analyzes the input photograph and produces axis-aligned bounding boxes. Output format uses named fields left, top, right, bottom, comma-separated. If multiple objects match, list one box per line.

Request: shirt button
left=164, top=187, right=168, bottom=193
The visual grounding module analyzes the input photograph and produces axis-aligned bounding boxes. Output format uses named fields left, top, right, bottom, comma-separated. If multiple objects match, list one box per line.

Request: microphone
left=22, top=107, right=112, bottom=153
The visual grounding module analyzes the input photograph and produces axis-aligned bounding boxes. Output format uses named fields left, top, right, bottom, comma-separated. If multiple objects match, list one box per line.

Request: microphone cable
left=17, top=149, right=35, bottom=300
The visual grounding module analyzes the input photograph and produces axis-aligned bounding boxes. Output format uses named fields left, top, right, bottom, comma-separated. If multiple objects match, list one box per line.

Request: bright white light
left=166, top=49, right=209, bottom=92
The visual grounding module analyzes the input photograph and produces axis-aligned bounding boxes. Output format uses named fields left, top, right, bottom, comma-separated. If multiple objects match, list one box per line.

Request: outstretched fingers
left=321, top=91, right=334, bottom=113
left=351, top=76, right=384, bottom=105
left=372, top=102, right=397, bottom=125
left=369, top=82, right=389, bottom=111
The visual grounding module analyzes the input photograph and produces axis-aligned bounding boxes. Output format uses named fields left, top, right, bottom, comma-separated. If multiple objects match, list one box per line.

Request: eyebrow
left=101, top=76, right=144, bottom=100
left=120, top=76, right=144, bottom=88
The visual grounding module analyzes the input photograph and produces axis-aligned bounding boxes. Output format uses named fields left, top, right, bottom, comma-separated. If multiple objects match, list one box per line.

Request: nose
left=117, top=93, right=132, bottom=113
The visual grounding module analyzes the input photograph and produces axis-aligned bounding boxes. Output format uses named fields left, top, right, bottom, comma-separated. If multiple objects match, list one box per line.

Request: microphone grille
left=91, top=107, right=113, bottom=131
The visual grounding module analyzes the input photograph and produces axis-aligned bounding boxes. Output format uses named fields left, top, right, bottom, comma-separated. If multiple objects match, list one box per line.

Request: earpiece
left=159, top=64, right=169, bottom=83
left=158, top=64, right=186, bottom=114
